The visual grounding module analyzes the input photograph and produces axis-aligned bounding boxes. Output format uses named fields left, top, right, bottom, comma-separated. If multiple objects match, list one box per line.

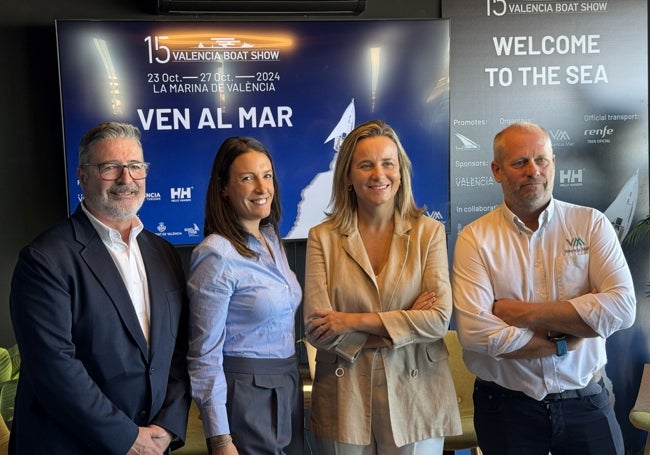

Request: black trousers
left=473, top=378, right=624, bottom=455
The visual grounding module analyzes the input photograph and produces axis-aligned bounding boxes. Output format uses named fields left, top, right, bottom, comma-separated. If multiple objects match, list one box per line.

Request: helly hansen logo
left=170, top=187, right=193, bottom=202
left=559, top=169, right=583, bottom=185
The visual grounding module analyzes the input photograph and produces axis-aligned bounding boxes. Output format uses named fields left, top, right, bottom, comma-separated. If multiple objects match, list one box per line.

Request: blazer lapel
left=136, top=234, right=166, bottom=359
left=72, top=207, right=149, bottom=357
left=380, top=216, right=411, bottom=311
left=342, top=230, right=376, bottom=283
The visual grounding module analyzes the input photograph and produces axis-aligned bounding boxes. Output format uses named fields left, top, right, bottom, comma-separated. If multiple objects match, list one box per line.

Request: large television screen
left=57, top=19, right=450, bottom=245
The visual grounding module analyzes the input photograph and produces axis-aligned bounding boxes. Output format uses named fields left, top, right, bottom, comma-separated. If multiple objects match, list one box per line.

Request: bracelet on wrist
left=212, top=435, right=232, bottom=448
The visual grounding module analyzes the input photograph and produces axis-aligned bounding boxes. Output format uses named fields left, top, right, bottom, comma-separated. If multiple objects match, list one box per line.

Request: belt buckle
left=543, top=391, right=565, bottom=402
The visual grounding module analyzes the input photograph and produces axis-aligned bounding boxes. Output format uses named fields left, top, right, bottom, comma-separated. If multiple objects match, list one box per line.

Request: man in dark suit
left=9, top=122, right=191, bottom=454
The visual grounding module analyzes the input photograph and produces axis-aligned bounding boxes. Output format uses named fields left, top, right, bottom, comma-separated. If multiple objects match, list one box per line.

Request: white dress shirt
left=452, top=198, right=636, bottom=400
left=82, top=203, right=150, bottom=342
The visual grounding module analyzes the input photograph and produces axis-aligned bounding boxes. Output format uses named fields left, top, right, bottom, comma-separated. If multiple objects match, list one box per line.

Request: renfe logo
left=584, top=125, right=614, bottom=144
left=584, top=125, right=614, bottom=138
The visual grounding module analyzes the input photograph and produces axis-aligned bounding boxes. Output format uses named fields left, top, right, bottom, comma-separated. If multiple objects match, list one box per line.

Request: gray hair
left=78, top=122, right=142, bottom=165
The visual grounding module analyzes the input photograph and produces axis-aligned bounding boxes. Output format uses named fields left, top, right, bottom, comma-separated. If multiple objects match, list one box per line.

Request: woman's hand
left=306, top=309, right=349, bottom=344
left=409, top=291, right=437, bottom=310
left=209, top=435, right=239, bottom=455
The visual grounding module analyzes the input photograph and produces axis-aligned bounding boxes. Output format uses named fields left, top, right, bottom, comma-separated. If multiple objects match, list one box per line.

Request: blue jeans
left=473, top=378, right=624, bottom=455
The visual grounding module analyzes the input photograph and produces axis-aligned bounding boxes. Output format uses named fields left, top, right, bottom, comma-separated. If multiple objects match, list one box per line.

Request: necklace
left=254, top=231, right=275, bottom=260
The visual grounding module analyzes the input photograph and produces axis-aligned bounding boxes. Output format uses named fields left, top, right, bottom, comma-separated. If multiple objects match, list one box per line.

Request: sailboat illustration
left=454, top=133, right=480, bottom=150
left=286, top=99, right=356, bottom=239
left=324, top=98, right=356, bottom=152
left=603, top=170, right=639, bottom=242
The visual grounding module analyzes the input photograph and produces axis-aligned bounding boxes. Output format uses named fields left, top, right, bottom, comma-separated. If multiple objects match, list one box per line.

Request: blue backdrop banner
left=57, top=19, right=451, bottom=244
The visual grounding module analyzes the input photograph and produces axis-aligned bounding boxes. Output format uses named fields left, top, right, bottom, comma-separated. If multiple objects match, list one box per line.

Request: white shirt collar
left=80, top=202, right=144, bottom=247
left=501, top=198, right=554, bottom=233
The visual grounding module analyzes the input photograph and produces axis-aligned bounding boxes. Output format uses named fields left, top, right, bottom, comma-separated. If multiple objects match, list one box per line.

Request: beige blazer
left=304, top=213, right=461, bottom=447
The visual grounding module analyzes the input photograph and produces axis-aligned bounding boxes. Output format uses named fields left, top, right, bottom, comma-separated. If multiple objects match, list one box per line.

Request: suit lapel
left=342, top=229, right=376, bottom=283
left=137, top=233, right=165, bottom=359
left=72, top=207, right=149, bottom=357
left=380, top=218, right=410, bottom=311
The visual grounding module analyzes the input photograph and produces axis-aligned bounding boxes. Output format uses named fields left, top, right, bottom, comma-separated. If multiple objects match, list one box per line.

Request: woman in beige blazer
left=304, top=120, right=461, bottom=455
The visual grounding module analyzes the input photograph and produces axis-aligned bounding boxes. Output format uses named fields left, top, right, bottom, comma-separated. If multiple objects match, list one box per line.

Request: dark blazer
left=9, top=205, right=191, bottom=454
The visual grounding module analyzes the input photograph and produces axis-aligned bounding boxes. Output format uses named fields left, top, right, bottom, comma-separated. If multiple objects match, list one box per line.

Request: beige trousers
left=314, top=355, right=445, bottom=455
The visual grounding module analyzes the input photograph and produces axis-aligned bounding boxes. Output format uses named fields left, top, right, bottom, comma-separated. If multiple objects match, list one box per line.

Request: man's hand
left=126, top=426, right=170, bottom=455
left=148, top=424, right=173, bottom=451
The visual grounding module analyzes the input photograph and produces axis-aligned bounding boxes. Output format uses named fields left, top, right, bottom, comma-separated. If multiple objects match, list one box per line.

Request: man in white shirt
left=452, top=121, right=635, bottom=455
left=10, top=122, right=190, bottom=454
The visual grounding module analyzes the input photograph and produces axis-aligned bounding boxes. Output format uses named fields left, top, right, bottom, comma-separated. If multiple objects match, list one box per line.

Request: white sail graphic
left=454, top=133, right=480, bottom=150
left=604, top=170, right=639, bottom=242
left=286, top=99, right=356, bottom=239
left=324, top=99, right=355, bottom=150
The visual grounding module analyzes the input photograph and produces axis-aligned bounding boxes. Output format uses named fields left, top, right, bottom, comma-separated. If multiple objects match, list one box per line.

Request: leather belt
left=542, top=374, right=603, bottom=402
left=476, top=373, right=604, bottom=402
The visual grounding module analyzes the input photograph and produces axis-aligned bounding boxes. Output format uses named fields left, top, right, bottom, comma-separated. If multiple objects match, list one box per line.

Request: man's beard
left=85, top=184, right=144, bottom=221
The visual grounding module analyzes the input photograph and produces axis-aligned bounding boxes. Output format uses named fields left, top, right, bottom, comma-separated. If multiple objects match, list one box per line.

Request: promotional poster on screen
left=56, top=20, right=450, bottom=245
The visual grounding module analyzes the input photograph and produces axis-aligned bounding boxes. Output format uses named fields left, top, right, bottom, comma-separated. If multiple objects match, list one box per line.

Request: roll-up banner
left=443, top=1, right=648, bottom=451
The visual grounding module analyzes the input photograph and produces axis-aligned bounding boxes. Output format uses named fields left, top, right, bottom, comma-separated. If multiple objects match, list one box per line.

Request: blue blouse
left=187, top=225, right=302, bottom=436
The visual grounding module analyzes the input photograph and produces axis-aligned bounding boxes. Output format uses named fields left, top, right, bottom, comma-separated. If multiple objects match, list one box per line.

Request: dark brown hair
left=203, top=137, right=282, bottom=258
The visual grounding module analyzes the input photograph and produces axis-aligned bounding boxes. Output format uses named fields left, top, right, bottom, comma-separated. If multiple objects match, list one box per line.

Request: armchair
left=443, top=330, right=482, bottom=455
left=630, top=363, right=650, bottom=455
left=0, top=344, right=19, bottom=455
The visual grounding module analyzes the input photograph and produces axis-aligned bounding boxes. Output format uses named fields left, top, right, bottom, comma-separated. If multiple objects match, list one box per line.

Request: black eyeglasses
left=81, top=162, right=150, bottom=181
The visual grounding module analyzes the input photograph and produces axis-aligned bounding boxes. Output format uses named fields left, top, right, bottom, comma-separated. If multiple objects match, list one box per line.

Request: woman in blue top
left=187, top=137, right=303, bottom=455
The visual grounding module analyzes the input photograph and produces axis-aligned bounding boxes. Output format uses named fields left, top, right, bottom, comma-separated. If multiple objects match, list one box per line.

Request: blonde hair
left=326, top=120, right=425, bottom=234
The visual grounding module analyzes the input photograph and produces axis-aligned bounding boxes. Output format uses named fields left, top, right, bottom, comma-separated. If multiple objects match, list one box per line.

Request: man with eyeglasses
left=9, top=122, right=191, bottom=454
